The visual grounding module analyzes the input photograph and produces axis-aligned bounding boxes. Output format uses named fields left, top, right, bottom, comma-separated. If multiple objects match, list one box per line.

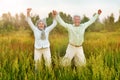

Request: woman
left=26, top=8, right=57, bottom=70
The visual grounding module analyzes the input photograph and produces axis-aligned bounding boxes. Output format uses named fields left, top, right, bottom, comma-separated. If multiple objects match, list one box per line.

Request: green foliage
left=46, top=12, right=68, bottom=34
left=46, top=12, right=53, bottom=26
left=0, top=11, right=120, bottom=33
left=59, top=12, right=73, bottom=24
left=81, top=15, right=89, bottom=23
left=1, top=31, right=120, bottom=80
left=86, top=21, right=104, bottom=32
left=31, top=14, right=40, bottom=25
left=103, top=13, right=119, bottom=32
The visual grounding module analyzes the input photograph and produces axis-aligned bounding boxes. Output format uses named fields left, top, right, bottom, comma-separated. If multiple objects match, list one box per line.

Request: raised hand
left=52, top=10, right=58, bottom=18
left=98, top=9, right=102, bottom=15
left=27, top=8, right=32, bottom=13
left=27, top=8, right=32, bottom=17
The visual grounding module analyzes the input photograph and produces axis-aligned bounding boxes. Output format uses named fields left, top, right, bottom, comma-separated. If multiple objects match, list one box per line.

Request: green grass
left=0, top=30, right=120, bottom=80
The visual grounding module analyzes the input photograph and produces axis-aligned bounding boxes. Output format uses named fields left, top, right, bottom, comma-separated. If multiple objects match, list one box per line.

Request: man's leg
left=34, top=49, right=42, bottom=71
left=61, top=44, right=75, bottom=67
left=74, top=47, right=86, bottom=67
left=43, top=48, right=52, bottom=68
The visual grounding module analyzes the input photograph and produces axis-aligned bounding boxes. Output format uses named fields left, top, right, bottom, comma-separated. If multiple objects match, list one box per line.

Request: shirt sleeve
left=84, top=13, right=99, bottom=29
left=46, top=19, right=57, bottom=32
left=26, top=17, right=36, bottom=31
left=55, top=14, right=71, bottom=29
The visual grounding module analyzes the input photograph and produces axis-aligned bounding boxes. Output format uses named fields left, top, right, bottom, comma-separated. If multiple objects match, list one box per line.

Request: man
left=52, top=9, right=102, bottom=67
left=26, top=8, right=57, bottom=70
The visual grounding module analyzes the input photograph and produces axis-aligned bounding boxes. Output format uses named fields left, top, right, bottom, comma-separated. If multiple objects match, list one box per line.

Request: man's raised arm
left=52, top=10, right=70, bottom=29
left=84, top=9, right=102, bottom=29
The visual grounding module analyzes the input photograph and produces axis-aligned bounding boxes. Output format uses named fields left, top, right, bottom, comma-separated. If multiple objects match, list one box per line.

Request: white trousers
left=34, top=48, right=51, bottom=69
left=61, top=44, right=86, bottom=67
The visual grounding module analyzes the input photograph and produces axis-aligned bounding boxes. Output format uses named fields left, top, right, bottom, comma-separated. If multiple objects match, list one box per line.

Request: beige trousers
left=34, top=48, right=51, bottom=69
left=61, top=44, right=86, bottom=67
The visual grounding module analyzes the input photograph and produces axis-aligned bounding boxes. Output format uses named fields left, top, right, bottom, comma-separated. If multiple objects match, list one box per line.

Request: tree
left=80, top=14, right=104, bottom=32
left=31, top=14, right=40, bottom=25
left=19, top=13, right=28, bottom=29
left=81, top=15, right=89, bottom=23
left=2, top=13, right=14, bottom=31
left=59, top=12, right=72, bottom=24
left=46, top=12, right=53, bottom=26
left=103, top=13, right=115, bottom=31
left=12, top=13, right=20, bottom=30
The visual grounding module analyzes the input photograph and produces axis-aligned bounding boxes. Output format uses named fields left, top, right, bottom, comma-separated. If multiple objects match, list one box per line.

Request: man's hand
left=52, top=10, right=57, bottom=18
left=27, top=8, right=32, bottom=17
left=98, top=9, right=102, bottom=15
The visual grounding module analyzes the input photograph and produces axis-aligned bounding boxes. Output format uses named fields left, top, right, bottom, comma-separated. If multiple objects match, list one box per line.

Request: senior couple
left=26, top=8, right=102, bottom=70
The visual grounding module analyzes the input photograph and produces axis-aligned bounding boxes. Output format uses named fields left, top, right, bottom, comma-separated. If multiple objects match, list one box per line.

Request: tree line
left=0, top=11, right=120, bottom=33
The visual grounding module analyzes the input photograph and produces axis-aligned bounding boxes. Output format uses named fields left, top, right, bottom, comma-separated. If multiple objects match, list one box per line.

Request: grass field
left=0, top=30, right=120, bottom=80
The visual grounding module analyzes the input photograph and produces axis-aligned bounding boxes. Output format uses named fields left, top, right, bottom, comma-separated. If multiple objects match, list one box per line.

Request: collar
left=73, top=24, right=80, bottom=27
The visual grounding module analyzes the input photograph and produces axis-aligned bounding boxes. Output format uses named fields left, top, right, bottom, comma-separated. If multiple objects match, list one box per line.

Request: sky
left=0, top=0, right=120, bottom=21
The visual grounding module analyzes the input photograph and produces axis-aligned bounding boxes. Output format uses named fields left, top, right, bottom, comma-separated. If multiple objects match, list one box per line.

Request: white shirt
left=26, top=17, right=57, bottom=49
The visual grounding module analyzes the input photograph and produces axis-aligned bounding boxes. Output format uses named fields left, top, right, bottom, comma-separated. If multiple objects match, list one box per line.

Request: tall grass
left=0, top=30, right=120, bottom=80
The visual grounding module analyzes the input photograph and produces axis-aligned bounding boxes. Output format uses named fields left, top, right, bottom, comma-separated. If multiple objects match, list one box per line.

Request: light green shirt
left=56, top=13, right=99, bottom=46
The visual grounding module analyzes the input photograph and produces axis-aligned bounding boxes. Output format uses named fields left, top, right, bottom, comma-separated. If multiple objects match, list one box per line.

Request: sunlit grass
left=1, top=31, right=120, bottom=80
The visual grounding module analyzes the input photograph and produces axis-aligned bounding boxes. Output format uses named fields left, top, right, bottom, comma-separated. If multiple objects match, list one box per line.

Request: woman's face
left=37, top=22, right=45, bottom=30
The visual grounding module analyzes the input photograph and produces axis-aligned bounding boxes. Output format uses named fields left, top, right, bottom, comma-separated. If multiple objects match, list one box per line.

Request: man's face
left=73, top=16, right=80, bottom=26
left=37, top=22, right=45, bottom=30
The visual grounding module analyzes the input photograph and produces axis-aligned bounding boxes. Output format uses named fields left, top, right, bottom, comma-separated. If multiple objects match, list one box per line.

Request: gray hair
left=73, top=15, right=80, bottom=18
left=35, top=18, right=47, bottom=27
left=73, top=15, right=80, bottom=20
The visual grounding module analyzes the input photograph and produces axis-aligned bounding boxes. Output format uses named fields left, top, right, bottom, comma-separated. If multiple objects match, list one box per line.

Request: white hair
left=73, top=15, right=80, bottom=18
left=73, top=15, right=80, bottom=21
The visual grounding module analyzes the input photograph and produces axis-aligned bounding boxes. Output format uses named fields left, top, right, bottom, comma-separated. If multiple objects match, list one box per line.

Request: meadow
left=0, top=30, right=120, bottom=80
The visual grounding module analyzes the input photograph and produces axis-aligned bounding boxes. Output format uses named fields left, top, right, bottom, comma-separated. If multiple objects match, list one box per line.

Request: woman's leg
left=34, top=49, right=42, bottom=70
